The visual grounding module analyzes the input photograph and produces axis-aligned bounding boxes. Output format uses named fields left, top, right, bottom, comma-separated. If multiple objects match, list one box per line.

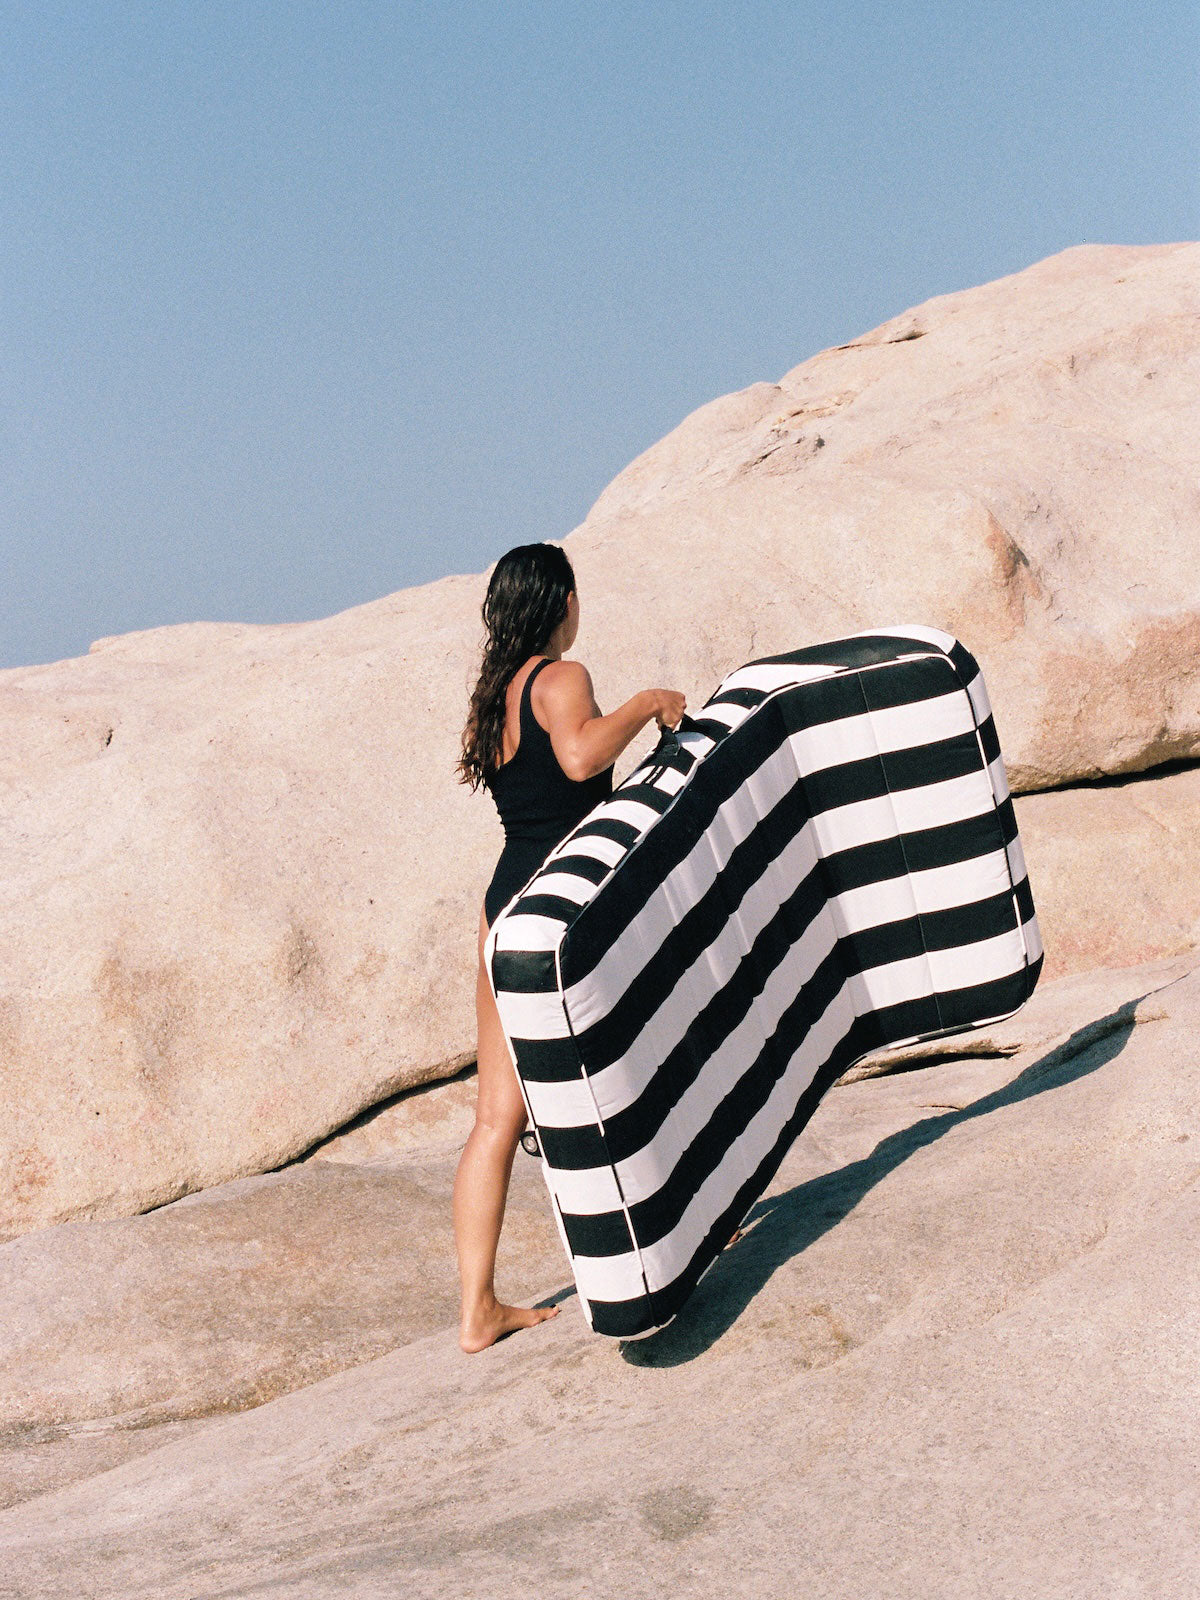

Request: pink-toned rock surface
left=2, top=241, right=1198, bottom=1237
left=1013, top=760, right=1200, bottom=979
left=568, top=241, right=1200, bottom=795
left=0, top=951, right=1196, bottom=1596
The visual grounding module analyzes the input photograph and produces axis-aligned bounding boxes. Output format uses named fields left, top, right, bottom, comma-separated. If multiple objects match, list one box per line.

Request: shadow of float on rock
left=620, top=992, right=1150, bottom=1368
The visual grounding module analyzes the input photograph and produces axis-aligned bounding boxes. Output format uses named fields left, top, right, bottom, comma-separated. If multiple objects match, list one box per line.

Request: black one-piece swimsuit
left=483, top=658, right=614, bottom=928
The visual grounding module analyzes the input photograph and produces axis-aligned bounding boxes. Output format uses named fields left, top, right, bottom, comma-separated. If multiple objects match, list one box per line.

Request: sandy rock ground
left=1, top=950, right=1195, bottom=1597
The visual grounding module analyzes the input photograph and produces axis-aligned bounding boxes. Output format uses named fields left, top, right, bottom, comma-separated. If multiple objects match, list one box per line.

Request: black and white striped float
left=483, top=626, right=1043, bottom=1338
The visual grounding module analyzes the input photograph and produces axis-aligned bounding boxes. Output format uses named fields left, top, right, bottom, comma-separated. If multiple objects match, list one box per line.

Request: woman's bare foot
left=460, top=1295, right=560, bottom=1354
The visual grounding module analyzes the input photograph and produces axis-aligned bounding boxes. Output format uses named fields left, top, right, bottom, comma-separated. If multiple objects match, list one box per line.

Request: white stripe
left=490, top=912, right=573, bottom=953
left=1005, top=831, right=1029, bottom=889
left=987, top=749, right=1011, bottom=805
left=551, top=834, right=628, bottom=869
left=836, top=850, right=1012, bottom=931
left=498, top=989, right=571, bottom=1040
left=617, top=763, right=691, bottom=798
left=786, top=688, right=975, bottom=771
left=850, top=925, right=1029, bottom=1013
left=716, top=661, right=859, bottom=695
left=527, top=868, right=598, bottom=905
left=810, top=767, right=998, bottom=855
left=963, top=665, right=993, bottom=729
left=584, top=797, right=665, bottom=833
left=545, top=1157, right=628, bottom=1217
left=683, top=702, right=745, bottom=734
left=848, top=623, right=957, bottom=654
left=524, top=1074, right=602, bottom=1131
left=571, top=1245, right=648, bottom=1306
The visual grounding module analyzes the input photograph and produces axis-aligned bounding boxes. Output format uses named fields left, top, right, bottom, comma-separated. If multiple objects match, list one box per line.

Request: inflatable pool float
left=483, top=626, right=1043, bottom=1337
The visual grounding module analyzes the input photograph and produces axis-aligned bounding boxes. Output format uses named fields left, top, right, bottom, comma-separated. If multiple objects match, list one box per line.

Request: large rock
left=569, top=240, right=1200, bottom=795
left=0, top=1099, right=562, bottom=1507
left=1013, top=760, right=1200, bottom=979
left=6, top=954, right=1186, bottom=1493
left=2, top=241, right=1198, bottom=1236
left=1, top=951, right=1196, bottom=1595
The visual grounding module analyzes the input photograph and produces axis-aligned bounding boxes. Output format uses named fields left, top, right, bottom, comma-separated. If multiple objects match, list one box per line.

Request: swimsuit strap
left=519, top=657, right=553, bottom=737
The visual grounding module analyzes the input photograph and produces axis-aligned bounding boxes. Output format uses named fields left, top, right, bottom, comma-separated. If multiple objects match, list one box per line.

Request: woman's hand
left=536, top=664, right=688, bottom=780
left=645, top=688, right=687, bottom=731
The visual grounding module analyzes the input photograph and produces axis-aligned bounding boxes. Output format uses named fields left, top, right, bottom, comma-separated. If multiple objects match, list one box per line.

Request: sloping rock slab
left=1, top=952, right=1196, bottom=1596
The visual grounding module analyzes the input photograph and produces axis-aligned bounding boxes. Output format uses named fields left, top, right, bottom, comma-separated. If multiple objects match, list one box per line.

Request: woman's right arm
left=535, top=660, right=686, bottom=782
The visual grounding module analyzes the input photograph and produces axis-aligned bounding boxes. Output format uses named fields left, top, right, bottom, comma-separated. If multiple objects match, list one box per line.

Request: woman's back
left=485, top=657, right=613, bottom=844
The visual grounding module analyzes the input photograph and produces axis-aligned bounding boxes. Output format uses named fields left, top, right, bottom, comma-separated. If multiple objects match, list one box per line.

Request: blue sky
left=3, top=1, right=1196, bottom=670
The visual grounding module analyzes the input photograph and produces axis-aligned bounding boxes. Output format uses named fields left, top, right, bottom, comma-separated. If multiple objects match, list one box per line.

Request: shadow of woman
left=620, top=982, right=1172, bottom=1368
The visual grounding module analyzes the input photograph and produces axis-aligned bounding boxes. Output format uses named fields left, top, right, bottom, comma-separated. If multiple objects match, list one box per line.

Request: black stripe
left=707, top=686, right=769, bottom=710
left=936, top=963, right=1040, bottom=1030
left=977, top=713, right=1001, bottom=767
left=1013, top=874, right=1035, bottom=924
left=543, top=852, right=611, bottom=886
left=946, top=639, right=982, bottom=686
left=799, top=728, right=984, bottom=814
left=540, top=1120, right=609, bottom=1173
left=680, top=715, right=733, bottom=745
left=570, top=818, right=641, bottom=850
left=842, top=888, right=1019, bottom=974
left=491, top=948, right=557, bottom=995
left=608, top=782, right=673, bottom=815
left=849, top=652, right=959, bottom=714
left=562, top=1204, right=639, bottom=1258
left=508, top=1033, right=579, bottom=1084
left=994, top=796, right=1018, bottom=844
left=510, top=892, right=587, bottom=924
left=818, top=808, right=1008, bottom=893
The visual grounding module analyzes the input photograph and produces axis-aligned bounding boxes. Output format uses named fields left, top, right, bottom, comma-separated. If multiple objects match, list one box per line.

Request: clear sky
left=3, top=1, right=1197, bottom=670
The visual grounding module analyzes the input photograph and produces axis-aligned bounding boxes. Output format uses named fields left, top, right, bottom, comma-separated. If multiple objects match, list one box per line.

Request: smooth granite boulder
left=2, top=241, right=1197, bottom=1235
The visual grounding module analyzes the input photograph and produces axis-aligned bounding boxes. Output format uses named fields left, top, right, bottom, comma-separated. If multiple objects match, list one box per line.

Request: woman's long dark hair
left=457, top=542, right=576, bottom=791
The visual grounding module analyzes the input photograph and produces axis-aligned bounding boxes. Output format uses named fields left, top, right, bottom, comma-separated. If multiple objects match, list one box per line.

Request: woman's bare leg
left=453, top=904, right=560, bottom=1353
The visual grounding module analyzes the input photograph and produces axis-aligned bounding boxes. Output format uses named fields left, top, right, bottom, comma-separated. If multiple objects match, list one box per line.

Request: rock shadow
left=620, top=987, right=1163, bottom=1367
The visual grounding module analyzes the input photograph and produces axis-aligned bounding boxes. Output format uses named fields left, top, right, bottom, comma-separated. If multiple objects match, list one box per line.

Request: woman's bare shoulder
left=538, top=657, right=592, bottom=688
left=533, top=658, right=596, bottom=717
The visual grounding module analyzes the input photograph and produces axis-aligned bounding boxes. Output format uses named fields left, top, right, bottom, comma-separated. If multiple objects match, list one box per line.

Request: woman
left=454, top=541, right=686, bottom=1353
